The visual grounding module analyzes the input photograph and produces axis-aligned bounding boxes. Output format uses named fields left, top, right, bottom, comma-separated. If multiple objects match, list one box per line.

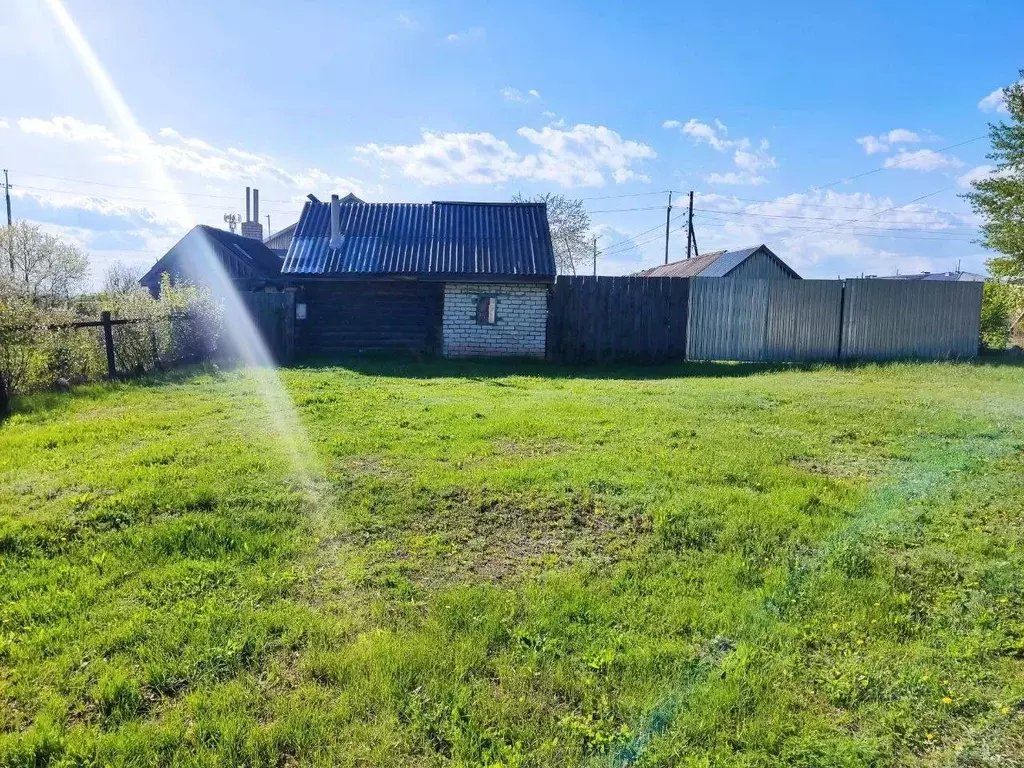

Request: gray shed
left=636, top=244, right=800, bottom=280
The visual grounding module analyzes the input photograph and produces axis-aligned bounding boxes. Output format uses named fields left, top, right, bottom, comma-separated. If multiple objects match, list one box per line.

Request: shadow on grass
left=5, top=354, right=1022, bottom=423
left=291, top=353, right=1024, bottom=381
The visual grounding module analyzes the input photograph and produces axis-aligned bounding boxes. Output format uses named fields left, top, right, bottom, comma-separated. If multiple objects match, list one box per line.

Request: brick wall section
left=240, top=221, right=264, bottom=240
left=442, top=282, right=549, bottom=358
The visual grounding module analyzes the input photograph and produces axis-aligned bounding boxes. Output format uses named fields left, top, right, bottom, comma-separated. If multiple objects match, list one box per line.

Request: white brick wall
left=442, top=282, right=548, bottom=358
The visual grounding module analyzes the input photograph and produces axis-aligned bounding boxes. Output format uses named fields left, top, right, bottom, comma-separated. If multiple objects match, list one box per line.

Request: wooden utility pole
left=686, top=190, right=695, bottom=260
left=663, top=191, right=673, bottom=264
left=3, top=170, right=11, bottom=227
left=3, top=170, right=11, bottom=273
left=593, top=237, right=598, bottom=276
left=265, top=214, right=272, bottom=237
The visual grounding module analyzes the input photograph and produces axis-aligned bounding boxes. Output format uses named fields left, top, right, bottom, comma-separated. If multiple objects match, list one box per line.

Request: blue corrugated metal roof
left=282, top=201, right=557, bottom=281
left=698, top=244, right=800, bottom=279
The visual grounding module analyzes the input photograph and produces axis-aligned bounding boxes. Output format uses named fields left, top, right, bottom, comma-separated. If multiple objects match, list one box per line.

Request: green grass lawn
left=2, top=359, right=1024, bottom=766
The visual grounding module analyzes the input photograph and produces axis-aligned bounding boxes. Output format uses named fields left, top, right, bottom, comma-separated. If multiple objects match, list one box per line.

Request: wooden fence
left=546, top=276, right=983, bottom=363
left=546, top=276, right=690, bottom=363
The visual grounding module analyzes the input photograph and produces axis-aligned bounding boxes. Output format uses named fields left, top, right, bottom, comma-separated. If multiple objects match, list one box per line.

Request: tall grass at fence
left=0, top=275, right=223, bottom=413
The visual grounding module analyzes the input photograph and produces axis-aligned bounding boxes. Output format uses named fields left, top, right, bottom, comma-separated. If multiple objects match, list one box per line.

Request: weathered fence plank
left=546, top=276, right=691, bottom=363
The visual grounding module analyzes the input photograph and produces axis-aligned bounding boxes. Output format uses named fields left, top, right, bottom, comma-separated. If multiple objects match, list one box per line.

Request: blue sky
left=2, top=0, right=1021, bottom=286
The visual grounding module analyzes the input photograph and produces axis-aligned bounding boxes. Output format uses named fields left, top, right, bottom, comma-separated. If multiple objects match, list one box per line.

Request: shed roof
left=281, top=201, right=556, bottom=281
left=140, top=225, right=282, bottom=288
left=635, top=244, right=800, bottom=279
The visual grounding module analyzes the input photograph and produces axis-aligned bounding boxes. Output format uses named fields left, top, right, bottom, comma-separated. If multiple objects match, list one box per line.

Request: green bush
left=0, top=274, right=224, bottom=411
left=979, top=281, right=1024, bottom=350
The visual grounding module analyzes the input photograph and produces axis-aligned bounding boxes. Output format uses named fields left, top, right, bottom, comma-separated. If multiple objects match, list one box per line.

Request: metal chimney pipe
left=253, top=189, right=259, bottom=222
left=245, top=186, right=251, bottom=222
left=330, top=194, right=341, bottom=248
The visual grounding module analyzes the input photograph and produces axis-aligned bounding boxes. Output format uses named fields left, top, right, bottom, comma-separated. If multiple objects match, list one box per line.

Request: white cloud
left=856, top=135, right=889, bottom=155
left=883, top=148, right=963, bottom=172
left=445, top=27, right=484, bottom=43
left=957, top=164, right=1011, bottom=189
left=679, top=118, right=750, bottom=152
left=887, top=128, right=922, bottom=144
left=542, top=111, right=557, bottom=119
left=855, top=128, right=924, bottom=155
left=19, top=116, right=124, bottom=149
left=685, top=190, right=978, bottom=277
left=501, top=87, right=525, bottom=103
left=0, top=118, right=8, bottom=129
left=706, top=171, right=768, bottom=186
left=734, top=140, right=777, bottom=174
left=396, top=12, right=416, bottom=27
left=502, top=87, right=540, bottom=103
left=670, top=118, right=777, bottom=185
left=17, top=115, right=365, bottom=196
left=978, top=86, right=1009, bottom=114
left=356, top=123, right=656, bottom=188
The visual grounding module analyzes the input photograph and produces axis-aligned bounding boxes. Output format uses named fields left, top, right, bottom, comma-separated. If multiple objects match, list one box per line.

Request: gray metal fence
left=547, top=276, right=983, bottom=363
left=685, top=276, right=981, bottom=362
left=687, top=278, right=770, bottom=361
left=839, top=278, right=983, bottom=360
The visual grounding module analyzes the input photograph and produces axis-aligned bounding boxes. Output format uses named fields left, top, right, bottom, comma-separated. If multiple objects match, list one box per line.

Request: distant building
left=636, top=244, right=800, bottom=280
left=265, top=193, right=364, bottom=256
left=873, top=270, right=987, bottom=282
left=139, top=223, right=282, bottom=297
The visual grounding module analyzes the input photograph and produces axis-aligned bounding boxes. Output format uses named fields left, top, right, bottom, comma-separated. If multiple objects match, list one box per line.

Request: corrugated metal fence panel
left=687, top=278, right=770, bottom=362
left=546, top=276, right=689, bottom=362
left=765, top=280, right=843, bottom=361
left=840, top=279, right=982, bottom=360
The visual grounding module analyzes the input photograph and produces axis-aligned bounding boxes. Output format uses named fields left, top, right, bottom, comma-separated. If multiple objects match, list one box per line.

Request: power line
left=7, top=169, right=305, bottom=204
left=779, top=186, right=958, bottom=243
left=692, top=207, right=977, bottom=232
left=694, top=217, right=974, bottom=242
left=811, top=136, right=986, bottom=191
left=14, top=183, right=298, bottom=215
left=587, top=204, right=664, bottom=214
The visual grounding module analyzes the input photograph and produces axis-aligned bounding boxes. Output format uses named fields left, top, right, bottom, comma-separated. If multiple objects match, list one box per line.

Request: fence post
left=101, top=311, right=116, bottom=379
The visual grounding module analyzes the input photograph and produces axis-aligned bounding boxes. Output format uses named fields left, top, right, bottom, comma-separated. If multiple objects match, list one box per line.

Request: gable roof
left=281, top=200, right=556, bottom=281
left=140, top=224, right=282, bottom=289
left=264, top=221, right=297, bottom=254
left=635, top=244, right=800, bottom=279
left=634, top=250, right=728, bottom=278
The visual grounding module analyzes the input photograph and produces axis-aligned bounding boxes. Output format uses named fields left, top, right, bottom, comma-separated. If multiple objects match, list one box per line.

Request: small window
left=476, top=296, right=497, bottom=325
left=295, top=302, right=307, bottom=320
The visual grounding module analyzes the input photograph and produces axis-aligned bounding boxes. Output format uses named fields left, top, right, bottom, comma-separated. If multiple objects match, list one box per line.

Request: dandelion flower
left=942, top=696, right=953, bottom=705
left=1002, top=706, right=1011, bottom=715
left=926, top=733, right=934, bottom=741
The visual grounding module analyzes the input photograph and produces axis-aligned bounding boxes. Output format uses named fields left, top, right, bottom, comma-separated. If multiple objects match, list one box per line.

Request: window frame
left=475, top=295, right=498, bottom=325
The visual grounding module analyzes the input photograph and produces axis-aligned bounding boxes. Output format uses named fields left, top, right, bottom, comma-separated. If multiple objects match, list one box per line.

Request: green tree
left=0, top=220, right=89, bottom=303
left=963, top=71, right=1024, bottom=277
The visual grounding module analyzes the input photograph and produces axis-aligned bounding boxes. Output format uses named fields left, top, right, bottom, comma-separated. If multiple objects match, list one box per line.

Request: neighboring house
left=264, top=223, right=297, bottom=256
left=139, top=224, right=283, bottom=296
left=264, top=194, right=363, bottom=255
left=636, top=244, right=801, bottom=280
left=282, top=195, right=556, bottom=358
left=874, top=270, right=987, bottom=282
